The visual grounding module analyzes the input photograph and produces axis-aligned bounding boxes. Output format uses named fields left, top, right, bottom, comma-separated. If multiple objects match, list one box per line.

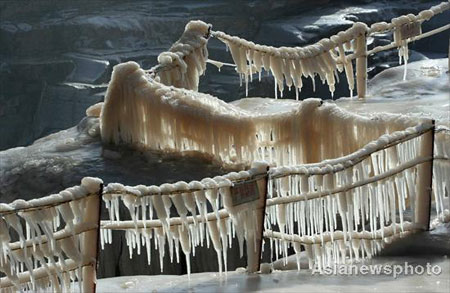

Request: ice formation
left=371, top=1, right=449, bottom=80
left=212, top=22, right=368, bottom=99
left=433, top=127, right=450, bottom=219
left=265, top=221, right=417, bottom=270
left=3, top=2, right=449, bottom=285
left=152, top=20, right=211, bottom=91
left=0, top=177, right=103, bottom=292
left=212, top=1, right=450, bottom=98
left=101, top=61, right=428, bottom=168
left=100, top=164, right=267, bottom=276
left=262, top=122, right=435, bottom=270
left=97, top=119, right=439, bottom=273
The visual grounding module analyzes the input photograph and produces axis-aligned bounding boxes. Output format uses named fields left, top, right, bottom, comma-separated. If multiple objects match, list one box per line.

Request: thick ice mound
left=101, top=61, right=424, bottom=168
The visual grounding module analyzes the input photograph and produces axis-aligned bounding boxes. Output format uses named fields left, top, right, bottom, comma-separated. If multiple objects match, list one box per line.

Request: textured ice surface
left=335, top=58, right=449, bottom=125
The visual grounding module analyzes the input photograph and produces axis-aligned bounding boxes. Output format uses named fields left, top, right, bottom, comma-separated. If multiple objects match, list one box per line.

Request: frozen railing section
left=100, top=162, right=269, bottom=275
left=212, top=22, right=367, bottom=99
left=149, top=20, right=212, bottom=91
left=101, top=63, right=257, bottom=167
left=0, top=177, right=103, bottom=293
left=211, top=1, right=450, bottom=99
left=101, top=64, right=423, bottom=168
left=433, top=127, right=450, bottom=221
left=262, top=122, right=435, bottom=271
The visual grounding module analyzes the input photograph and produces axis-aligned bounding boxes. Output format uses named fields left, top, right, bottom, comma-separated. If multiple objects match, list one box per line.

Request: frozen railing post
left=231, top=161, right=269, bottom=273
left=248, top=162, right=269, bottom=273
left=356, top=30, right=368, bottom=99
left=82, top=184, right=103, bottom=292
left=415, top=120, right=435, bottom=231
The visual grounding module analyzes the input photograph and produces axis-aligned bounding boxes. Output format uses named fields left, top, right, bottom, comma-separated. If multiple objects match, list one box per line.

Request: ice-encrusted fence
left=1, top=122, right=447, bottom=292
left=98, top=121, right=444, bottom=275
left=263, top=122, right=436, bottom=270
left=140, top=1, right=450, bottom=102
left=0, top=178, right=103, bottom=293
left=210, top=1, right=450, bottom=99
left=99, top=161, right=269, bottom=275
left=2, top=2, right=449, bottom=291
left=433, top=127, right=450, bottom=222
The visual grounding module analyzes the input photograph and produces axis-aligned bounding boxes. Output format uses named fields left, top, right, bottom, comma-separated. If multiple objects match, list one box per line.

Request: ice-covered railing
left=0, top=177, right=103, bottom=292
left=212, top=22, right=367, bottom=99
left=100, top=63, right=424, bottom=167
left=262, top=121, right=435, bottom=270
left=211, top=1, right=450, bottom=99
left=433, top=126, right=450, bottom=222
left=2, top=123, right=440, bottom=279
left=97, top=121, right=439, bottom=274
left=99, top=162, right=269, bottom=275
left=148, top=20, right=211, bottom=91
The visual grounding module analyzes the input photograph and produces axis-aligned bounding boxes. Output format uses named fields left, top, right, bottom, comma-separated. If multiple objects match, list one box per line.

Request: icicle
left=155, top=227, right=166, bottom=272
left=207, top=220, right=223, bottom=274
left=219, top=219, right=229, bottom=273
left=270, top=55, right=284, bottom=98
left=304, top=244, right=313, bottom=269
left=293, top=242, right=302, bottom=271
left=178, top=225, right=191, bottom=277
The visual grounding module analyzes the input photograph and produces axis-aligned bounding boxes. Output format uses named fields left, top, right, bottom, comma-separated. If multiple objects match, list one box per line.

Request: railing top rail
left=211, top=1, right=449, bottom=60
left=211, top=22, right=368, bottom=60
left=0, top=177, right=102, bottom=215
left=368, top=1, right=449, bottom=35
left=436, top=125, right=450, bottom=133
left=269, top=121, right=434, bottom=178
left=103, top=165, right=267, bottom=198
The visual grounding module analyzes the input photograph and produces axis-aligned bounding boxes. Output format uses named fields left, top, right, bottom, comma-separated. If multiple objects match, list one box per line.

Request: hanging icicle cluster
left=101, top=61, right=422, bottom=168
left=101, top=61, right=257, bottom=167
left=155, top=20, right=211, bottom=91
left=0, top=177, right=103, bottom=292
left=212, top=23, right=368, bottom=99
left=264, top=222, right=416, bottom=271
left=101, top=166, right=265, bottom=276
left=263, top=123, right=432, bottom=271
left=371, top=1, right=450, bottom=80
left=433, top=128, right=450, bottom=220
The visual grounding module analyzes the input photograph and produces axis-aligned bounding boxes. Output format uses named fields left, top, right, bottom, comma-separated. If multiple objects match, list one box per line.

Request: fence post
left=415, top=121, right=435, bottom=231
left=246, top=162, right=269, bottom=273
left=356, top=32, right=367, bottom=99
left=81, top=184, right=103, bottom=292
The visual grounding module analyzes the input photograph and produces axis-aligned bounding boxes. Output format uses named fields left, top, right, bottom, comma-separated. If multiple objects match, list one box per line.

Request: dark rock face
left=1, top=0, right=448, bottom=150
